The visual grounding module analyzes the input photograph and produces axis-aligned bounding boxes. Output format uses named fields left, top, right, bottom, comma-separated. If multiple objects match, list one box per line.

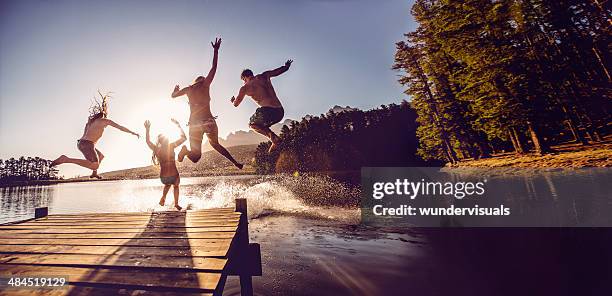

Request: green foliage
left=254, top=103, right=429, bottom=174
left=0, top=157, right=59, bottom=183
left=394, top=0, right=611, bottom=160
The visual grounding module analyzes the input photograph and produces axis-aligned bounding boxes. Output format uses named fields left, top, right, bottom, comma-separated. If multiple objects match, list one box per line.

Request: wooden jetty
left=0, top=198, right=261, bottom=295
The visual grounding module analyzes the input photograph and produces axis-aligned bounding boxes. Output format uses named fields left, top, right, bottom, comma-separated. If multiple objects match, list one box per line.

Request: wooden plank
left=0, top=253, right=227, bottom=271
left=0, top=231, right=235, bottom=240
left=0, top=245, right=230, bottom=257
left=0, top=226, right=237, bottom=234
left=41, top=212, right=240, bottom=218
left=0, top=238, right=232, bottom=247
left=1, top=286, right=212, bottom=296
left=13, top=219, right=239, bottom=226
left=0, top=222, right=239, bottom=229
left=34, top=213, right=241, bottom=221
left=33, top=216, right=240, bottom=223
left=45, top=209, right=235, bottom=217
left=0, top=264, right=223, bottom=293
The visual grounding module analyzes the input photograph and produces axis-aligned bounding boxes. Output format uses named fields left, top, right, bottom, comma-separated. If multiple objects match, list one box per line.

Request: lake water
left=1, top=172, right=611, bottom=295
left=0, top=175, right=361, bottom=224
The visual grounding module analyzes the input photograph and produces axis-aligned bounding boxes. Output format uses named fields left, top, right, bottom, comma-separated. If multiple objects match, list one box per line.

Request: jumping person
left=171, top=37, right=243, bottom=169
left=230, top=59, right=293, bottom=152
left=144, top=119, right=186, bottom=210
left=50, top=93, right=139, bottom=178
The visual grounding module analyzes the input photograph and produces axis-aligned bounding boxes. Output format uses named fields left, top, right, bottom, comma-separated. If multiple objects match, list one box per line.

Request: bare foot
left=268, top=142, right=278, bottom=153
left=175, top=204, right=182, bottom=211
left=178, top=146, right=188, bottom=162
left=89, top=171, right=102, bottom=179
left=50, top=155, right=68, bottom=167
left=97, top=152, right=105, bottom=163
left=159, top=198, right=166, bottom=206
left=268, top=135, right=281, bottom=153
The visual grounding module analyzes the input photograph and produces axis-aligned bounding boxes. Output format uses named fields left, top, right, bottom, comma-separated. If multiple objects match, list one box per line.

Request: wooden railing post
left=35, top=207, right=48, bottom=219
left=235, top=198, right=253, bottom=296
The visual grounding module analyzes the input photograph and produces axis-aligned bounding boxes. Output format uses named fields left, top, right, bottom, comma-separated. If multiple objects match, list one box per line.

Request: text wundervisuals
left=372, top=179, right=486, bottom=200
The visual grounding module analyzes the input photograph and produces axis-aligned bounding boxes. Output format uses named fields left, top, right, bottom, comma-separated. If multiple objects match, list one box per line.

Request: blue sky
left=0, top=0, right=416, bottom=177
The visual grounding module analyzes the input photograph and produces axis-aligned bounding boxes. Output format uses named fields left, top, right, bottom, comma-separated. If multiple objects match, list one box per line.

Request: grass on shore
left=452, top=140, right=611, bottom=168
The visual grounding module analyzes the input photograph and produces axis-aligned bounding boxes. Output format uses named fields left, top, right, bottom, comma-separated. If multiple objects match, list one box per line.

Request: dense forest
left=394, top=0, right=610, bottom=163
left=0, top=157, right=59, bottom=183
left=253, top=103, right=430, bottom=174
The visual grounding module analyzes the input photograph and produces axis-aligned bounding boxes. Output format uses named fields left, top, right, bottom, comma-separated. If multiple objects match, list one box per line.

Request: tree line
left=0, top=157, right=59, bottom=183
left=254, top=103, right=431, bottom=174
left=393, top=0, right=610, bottom=163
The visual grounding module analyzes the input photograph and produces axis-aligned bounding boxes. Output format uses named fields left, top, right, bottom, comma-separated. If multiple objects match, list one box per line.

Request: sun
left=142, top=99, right=189, bottom=142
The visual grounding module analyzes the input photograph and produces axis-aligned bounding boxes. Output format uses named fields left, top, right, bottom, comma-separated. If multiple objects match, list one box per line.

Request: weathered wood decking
left=0, top=199, right=260, bottom=295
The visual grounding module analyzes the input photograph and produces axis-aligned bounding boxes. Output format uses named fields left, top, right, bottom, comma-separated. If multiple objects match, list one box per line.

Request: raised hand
left=173, top=85, right=180, bottom=93
left=211, top=38, right=221, bottom=50
left=144, top=120, right=151, bottom=129
left=230, top=96, right=236, bottom=103
left=285, top=59, right=293, bottom=67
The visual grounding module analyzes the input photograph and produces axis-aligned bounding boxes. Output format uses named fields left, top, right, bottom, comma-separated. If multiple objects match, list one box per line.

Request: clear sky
left=0, top=0, right=416, bottom=177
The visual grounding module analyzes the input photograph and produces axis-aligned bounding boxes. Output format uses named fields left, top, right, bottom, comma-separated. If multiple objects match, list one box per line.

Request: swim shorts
left=160, top=175, right=179, bottom=185
left=77, top=139, right=98, bottom=162
left=188, top=117, right=218, bottom=134
left=249, top=107, right=284, bottom=128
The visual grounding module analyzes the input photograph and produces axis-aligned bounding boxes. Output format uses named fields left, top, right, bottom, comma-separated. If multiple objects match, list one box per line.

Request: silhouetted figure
left=50, top=93, right=139, bottom=178
left=171, top=38, right=243, bottom=169
left=145, top=119, right=186, bottom=210
left=231, top=59, right=293, bottom=152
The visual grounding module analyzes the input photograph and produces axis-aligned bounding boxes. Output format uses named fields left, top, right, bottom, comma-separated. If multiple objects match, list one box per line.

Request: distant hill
left=100, top=144, right=258, bottom=179
left=209, top=107, right=357, bottom=149
left=206, top=119, right=296, bottom=151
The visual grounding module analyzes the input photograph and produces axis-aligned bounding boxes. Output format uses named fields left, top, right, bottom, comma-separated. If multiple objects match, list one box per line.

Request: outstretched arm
left=144, top=120, right=156, bottom=150
left=170, top=119, right=187, bottom=147
left=262, top=59, right=293, bottom=78
left=104, top=119, right=140, bottom=138
left=230, top=86, right=247, bottom=107
left=171, top=85, right=190, bottom=98
left=204, top=38, right=221, bottom=85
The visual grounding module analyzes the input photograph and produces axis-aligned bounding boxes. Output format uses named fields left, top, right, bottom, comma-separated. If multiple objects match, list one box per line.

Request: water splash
left=181, top=174, right=361, bottom=222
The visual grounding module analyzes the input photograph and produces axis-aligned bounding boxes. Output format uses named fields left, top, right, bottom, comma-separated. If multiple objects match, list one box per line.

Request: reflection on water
left=0, top=186, right=53, bottom=223
left=0, top=175, right=360, bottom=224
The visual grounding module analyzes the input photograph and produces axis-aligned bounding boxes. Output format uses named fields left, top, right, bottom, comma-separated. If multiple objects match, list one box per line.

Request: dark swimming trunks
left=249, top=107, right=284, bottom=128
left=160, top=175, right=179, bottom=185
left=77, top=139, right=98, bottom=162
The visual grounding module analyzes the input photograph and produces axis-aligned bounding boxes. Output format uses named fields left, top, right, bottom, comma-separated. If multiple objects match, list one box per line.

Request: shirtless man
left=50, top=97, right=139, bottom=179
left=231, top=59, right=293, bottom=152
left=171, top=38, right=243, bottom=169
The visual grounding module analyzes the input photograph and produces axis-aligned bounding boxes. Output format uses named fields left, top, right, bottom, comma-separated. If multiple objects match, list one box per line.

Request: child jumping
left=145, top=119, right=187, bottom=210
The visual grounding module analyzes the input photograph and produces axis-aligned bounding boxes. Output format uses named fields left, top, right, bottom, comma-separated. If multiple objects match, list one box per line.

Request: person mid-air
left=144, top=119, right=186, bottom=211
left=50, top=93, right=140, bottom=178
left=171, top=37, right=243, bottom=169
left=231, top=59, right=293, bottom=152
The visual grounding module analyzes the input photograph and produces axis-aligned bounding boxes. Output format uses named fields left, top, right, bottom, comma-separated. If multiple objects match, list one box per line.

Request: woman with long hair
left=145, top=118, right=187, bottom=210
left=51, top=92, right=140, bottom=178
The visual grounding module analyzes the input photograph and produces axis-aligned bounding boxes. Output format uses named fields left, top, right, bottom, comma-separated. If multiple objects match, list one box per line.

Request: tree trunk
left=509, top=127, right=525, bottom=154
left=527, top=122, right=551, bottom=155
left=560, top=104, right=589, bottom=145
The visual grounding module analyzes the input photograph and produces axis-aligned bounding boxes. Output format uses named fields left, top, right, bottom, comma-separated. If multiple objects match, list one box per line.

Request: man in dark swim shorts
left=231, top=59, right=293, bottom=152
left=249, top=106, right=284, bottom=129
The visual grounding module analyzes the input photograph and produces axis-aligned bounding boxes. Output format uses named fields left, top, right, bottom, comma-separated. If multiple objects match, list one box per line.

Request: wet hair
left=87, top=91, right=110, bottom=124
left=240, top=69, right=254, bottom=79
